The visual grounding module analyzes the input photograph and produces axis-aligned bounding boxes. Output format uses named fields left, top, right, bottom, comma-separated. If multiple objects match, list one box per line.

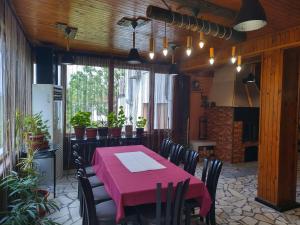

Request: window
left=66, top=65, right=109, bottom=131
left=114, top=68, right=150, bottom=130
left=154, top=73, right=174, bottom=129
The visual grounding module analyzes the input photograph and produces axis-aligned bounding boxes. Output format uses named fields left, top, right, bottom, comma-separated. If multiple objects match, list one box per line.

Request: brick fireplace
left=207, top=106, right=259, bottom=163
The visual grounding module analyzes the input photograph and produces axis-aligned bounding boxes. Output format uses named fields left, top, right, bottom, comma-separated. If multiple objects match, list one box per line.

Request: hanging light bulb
left=186, top=36, right=192, bottom=56
left=149, top=21, right=155, bottom=60
left=236, top=55, right=242, bottom=72
left=199, top=32, right=205, bottom=49
left=162, top=21, right=168, bottom=56
left=209, top=47, right=215, bottom=65
left=149, top=36, right=155, bottom=60
left=231, top=46, right=237, bottom=64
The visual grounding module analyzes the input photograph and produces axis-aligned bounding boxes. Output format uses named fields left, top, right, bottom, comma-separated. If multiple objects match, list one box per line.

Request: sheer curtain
left=114, top=67, right=150, bottom=130
left=0, top=0, right=33, bottom=173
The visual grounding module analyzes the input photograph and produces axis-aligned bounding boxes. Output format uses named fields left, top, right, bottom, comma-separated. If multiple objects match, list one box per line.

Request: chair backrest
left=77, top=171, right=98, bottom=225
left=74, top=157, right=88, bottom=175
left=160, top=138, right=172, bottom=159
left=183, top=149, right=199, bottom=175
left=201, top=158, right=210, bottom=183
left=156, top=179, right=190, bottom=225
left=206, top=159, right=223, bottom=201
left=169, top=144, right=184, bottom=166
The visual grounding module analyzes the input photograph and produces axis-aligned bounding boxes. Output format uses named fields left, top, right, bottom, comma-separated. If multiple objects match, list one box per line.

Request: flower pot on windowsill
left=74, top=126, right=85, bottom=139
left=125, top=125, right=133, bottom=137
left=86, top=128, right=97, bottom=139
left=109, top=127, right=122, bottom=138
left=98, top=127, right=108, bottom=137
left=28, top=134, right=49, bottom=150
left=136, top=128, right=144, bottom=137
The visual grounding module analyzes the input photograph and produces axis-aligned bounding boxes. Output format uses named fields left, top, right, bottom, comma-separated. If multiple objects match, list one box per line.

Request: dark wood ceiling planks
left=10, top=0, right=300, bottom=61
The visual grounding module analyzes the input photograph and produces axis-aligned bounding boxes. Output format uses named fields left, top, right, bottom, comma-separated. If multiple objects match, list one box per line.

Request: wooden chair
left=183, top=149, right=199, bottom=176
left=138, top=178, right=190, bottom=225
left=169, top=144, right=184, bottom=166
left=73, top=143, right=96, bottom=176
left=159, top=138, right=172, bottom=159
left=78, top=171, right=137, bottom=225
left=185, top=159, right=223, bottom=225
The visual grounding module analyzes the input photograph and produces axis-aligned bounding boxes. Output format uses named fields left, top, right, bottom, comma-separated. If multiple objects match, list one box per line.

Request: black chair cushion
left=86, top=166, right=96, bottom=177
left=93, top=186, right=111, bottom=204
left=88, top=175, right=104, bottom=187
left=95, top=200, right=117, bottom=223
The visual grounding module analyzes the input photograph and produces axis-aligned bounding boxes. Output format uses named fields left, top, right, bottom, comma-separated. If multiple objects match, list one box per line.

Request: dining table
left=92, top=145, right=211, bottom=222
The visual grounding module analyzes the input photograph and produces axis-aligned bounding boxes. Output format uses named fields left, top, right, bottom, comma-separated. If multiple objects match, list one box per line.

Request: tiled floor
left=47, top=156, right=300, bottom=225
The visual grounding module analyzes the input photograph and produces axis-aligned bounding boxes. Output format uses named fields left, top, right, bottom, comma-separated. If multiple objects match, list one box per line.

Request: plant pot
left=29, top=134, right=45, bottom=142
left=125, top=125, right=133, bottom=137
left=36, top=189, right=50, bottom=217
left=109, top=127, right=122, bottom=138
left=86, top=128, right=97, bottom=139
left=136, top=128, right=144, bottom=137
left=31, top=140, right=49, bottom=150
left=74, top=126, right=85, bottom=139
left=98, top=127, right=109, bottom=137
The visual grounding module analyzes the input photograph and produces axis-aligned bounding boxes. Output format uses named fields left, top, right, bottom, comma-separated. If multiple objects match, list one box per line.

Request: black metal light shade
left=127, top=48, right=142, bottom=64
left=169, top=63, right=179, bottom=75
left=243, top=73, right=256, bottom=83
left=234, top=0, right=267, bottom=32
left=61, top=54, right=74, bottom=65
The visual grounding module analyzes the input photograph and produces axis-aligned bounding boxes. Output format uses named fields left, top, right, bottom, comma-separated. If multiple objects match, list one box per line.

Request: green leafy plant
left=0, top=171, right=59, bottom=225
left=23, top=112, right=50, bottom=141
left=107, top=106, right=126, bottom=128
left=70, top=111, right=91, bottom=127
left=97, top=120, right=107, bottom=127
left=87, top=121, right=98, bottom=128
left=136, top=116, right=147, bottom=128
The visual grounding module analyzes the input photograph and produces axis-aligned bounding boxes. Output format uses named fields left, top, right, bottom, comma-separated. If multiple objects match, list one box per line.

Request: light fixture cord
left=67, top=38, right=70, bottom=52
left=133, top=28, right=136, bottom=48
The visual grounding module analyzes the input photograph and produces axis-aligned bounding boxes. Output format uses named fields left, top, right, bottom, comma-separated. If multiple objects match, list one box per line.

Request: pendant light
left=231, top=46, right=237, bottom=64
left=149, top=21, right=155, bottom=60
left=186, top=36, right=192, bottom=56
left=199, top=32, right=205, bottom=49
left=162, top=21, right=168, bottom=56
left=209, top=48, right=215, bottom=65
left=234, top=0, right=267, bottom=32
left=61, top=27, right=75, bottom=65
left=127, top=21, right=142, bottom=64
left=236, top=56, right=242, bottom=72
left=169, top=45, right=179, bottom=75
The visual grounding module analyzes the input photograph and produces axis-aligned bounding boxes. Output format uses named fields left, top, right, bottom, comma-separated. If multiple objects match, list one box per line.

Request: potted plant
left=97, top=120, right=108, bottom=137
left=23, top=112, right=50, bottom=151
left=0, top=171, right=59, bottom=224
left=86, top=121, right=98, bottom=139
left=125, top=116, right=133, bottom=137
left=108, top=106, right=126, bottom=138
left=136, top=116, right=147, bottom=137
left=70, top=111, right=91, bottom=139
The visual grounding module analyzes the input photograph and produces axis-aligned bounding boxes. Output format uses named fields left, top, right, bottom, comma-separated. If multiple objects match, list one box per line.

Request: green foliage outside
left=136, top=116, right=147, bottom=128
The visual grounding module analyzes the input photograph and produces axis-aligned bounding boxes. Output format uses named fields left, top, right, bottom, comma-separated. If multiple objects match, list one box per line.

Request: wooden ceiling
left=10, top=0, right=300, bottom=62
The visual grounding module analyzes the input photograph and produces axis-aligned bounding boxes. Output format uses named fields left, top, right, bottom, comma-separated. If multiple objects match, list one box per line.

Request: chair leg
left=210, top=205, right=216, bottom=225
left=185, top=206, right=192, bottom=225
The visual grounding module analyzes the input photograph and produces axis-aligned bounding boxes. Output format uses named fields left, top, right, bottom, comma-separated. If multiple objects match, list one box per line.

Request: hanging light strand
left=231, top=46, right=237, bottom=64
left=163, top=21, right=168, bottom=56
left=186, top=36, right=192, bottom=56
left=209, top=47, right=214, bottom=65
left=236, top=55, right=242, bottom=72
left=199, top=31, right=205, bottom=49
left=149, top=21, right=155, bottom=60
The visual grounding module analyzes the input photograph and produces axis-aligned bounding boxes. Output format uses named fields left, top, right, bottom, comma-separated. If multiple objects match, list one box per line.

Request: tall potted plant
left=108, top=106, right=126, bottom=138
left=125, top=116, right=133, bottom=137
left=86, top=121, right=98, bottom=139
left=70, top=111, right=91, bottom=139
left=136, top=116, right=147, bottom=137
left=97, top=120, right=108, bottom=137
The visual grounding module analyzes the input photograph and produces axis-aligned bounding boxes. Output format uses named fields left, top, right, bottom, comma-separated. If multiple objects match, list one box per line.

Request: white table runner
left=115, top=151, right=166, bottom=172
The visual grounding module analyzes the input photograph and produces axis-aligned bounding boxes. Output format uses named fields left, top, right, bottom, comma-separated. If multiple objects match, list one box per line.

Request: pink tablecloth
left=92, top=145, right=211, bottom=222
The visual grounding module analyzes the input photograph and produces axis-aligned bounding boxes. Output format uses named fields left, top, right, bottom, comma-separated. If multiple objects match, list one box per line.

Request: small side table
left=189, top=140, right=216, bottom=159
left=34, top=144, right=58, bottom=198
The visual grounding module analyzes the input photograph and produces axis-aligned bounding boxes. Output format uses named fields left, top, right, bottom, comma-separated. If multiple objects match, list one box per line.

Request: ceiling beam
left=147, top=6, right=246, bottom=42
left=180, top=25, right=300, bottom=72
left=168, top=0, right=237, bottom=20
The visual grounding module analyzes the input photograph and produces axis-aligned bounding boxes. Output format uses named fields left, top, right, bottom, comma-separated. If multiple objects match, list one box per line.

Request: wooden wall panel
left=257, top=48, right=299, bottom=209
